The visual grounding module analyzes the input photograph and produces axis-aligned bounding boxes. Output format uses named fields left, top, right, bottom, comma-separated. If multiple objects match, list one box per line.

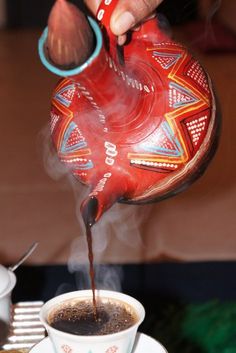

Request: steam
left=68, top=263, right=124, bottom=292
left=156, top=13, right=172, bottom=38
left=68, top=201, right=151, bottom=291
left=204, top=0, right=222, bottom=44
left=206, top=0, right=222, bottom=23
left=68, top=201, right=148, bottom=263
left=38, top=122, right=151, bottom=293
left=38, top=124, right=68, bottom=182
left=188, top=0, right=222, bottom=49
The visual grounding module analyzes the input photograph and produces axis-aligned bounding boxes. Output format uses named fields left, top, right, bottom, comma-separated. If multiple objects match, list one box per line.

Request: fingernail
left=117, top=34, right=127, bottom=46
left=111, top=11, right=135, bottom=35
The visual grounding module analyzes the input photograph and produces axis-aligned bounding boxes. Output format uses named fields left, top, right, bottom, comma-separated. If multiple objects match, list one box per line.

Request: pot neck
left=38, top=16, right=146, bottom=129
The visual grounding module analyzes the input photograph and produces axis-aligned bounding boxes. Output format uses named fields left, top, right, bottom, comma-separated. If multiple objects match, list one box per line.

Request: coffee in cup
left=47, top=297, right=138, bottom=336
left=40, top=290, right=145, bottom=353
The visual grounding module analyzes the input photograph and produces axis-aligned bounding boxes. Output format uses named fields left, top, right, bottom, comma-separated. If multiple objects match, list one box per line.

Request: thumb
left=110, top=0, right=163, bottom=36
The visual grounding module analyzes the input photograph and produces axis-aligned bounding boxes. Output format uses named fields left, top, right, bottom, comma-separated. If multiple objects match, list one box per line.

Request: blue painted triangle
left=169, top=82, right=199, bottom=109
left=142, top=121, right=183, bottom=157
left=152, top=51, right=182, bottom=69
left=61, top=121, right=87, bottom=153
left=54, top=84, right=75, bottom=107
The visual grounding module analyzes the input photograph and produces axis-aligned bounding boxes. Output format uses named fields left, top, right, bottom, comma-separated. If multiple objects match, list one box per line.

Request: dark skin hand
left=84, top=0, right=164, bottom=44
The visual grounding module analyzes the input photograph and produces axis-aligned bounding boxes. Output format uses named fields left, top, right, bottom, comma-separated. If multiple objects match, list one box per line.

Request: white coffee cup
left=40, top=289, right=145, bottom=353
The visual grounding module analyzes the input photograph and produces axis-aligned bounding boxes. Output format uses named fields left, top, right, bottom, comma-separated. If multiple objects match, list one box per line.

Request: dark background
left=6, top=0, right=198, bottom=28
left=12, top=262, right=236, bottom=303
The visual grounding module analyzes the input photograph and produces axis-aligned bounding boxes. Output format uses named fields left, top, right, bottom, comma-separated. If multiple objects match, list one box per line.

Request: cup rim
left=40, top=289, right=145, bottom=341
left=0, top=270, right=16, bottom=298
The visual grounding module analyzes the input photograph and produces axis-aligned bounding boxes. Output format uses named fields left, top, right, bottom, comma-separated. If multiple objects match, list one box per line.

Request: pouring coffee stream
left=81, top=196, right=99, bottom=318
left=39, top=0, right=220, bottom=315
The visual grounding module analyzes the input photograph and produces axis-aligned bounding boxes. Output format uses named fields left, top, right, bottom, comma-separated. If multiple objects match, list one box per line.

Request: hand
left=84, top=0, right=164, bottom=44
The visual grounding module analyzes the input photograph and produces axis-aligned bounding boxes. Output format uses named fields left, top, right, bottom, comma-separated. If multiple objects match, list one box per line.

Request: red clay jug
left=38, top=0, right=220, bottom=225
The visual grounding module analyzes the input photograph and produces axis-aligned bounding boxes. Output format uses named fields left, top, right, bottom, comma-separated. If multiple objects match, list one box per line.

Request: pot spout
left=81, top=196, right=99, bottom=228
left=80, top=172, right=131, bottom=226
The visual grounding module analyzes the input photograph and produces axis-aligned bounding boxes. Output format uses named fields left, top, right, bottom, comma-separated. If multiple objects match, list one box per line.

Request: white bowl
left=0, top=265, right=16, bottom=324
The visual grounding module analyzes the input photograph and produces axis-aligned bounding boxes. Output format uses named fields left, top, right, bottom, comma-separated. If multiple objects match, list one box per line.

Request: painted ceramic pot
left=39, top=0, right=220, bottom=223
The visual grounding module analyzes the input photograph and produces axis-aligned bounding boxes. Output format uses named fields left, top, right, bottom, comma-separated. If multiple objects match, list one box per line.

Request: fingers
left=83, top=0, right=163, bottom=45
left=110, top=0, right=163, bottom=36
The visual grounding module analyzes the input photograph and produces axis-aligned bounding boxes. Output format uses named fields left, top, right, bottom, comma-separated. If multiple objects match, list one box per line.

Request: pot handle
left=96, top=0, right=118, bottom=31
left=96, top=0, right=119, bottom=45
left=96, top=0, right=170, bottom=45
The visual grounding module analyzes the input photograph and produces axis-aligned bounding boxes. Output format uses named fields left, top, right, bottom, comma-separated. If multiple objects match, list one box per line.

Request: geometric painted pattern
left=48, top=37, right=214, bottom=198
left=50, top=80, right=94, bottom=176
left=128, top=42, right=212, bottom=174
left=141, top=121, right=183, bottom=157
left=54, top=83, right=76, bottom=107
left=184, top=58, right=210, bottom=93
left=129, top=157, right=178, bottom=173
left=152, top=51, right=182, bottom=70
left=50, top=111, right=60, bottom=134
left=61, top=121, right=87, bottom=153
left=186, top=115, right=208, bottom=147
left=181, top=109, right=210, bottom=154
left=169, top=82, right=199, bottom=109
left=60, top=122, right=94, bottom=171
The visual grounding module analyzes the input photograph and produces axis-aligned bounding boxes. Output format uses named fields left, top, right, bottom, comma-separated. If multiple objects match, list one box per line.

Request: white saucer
left=30, top=333, right=167, bottom=353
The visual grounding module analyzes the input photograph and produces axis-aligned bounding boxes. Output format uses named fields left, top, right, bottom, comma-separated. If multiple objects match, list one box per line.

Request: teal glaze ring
left=38, top=16, right=102, bottom=77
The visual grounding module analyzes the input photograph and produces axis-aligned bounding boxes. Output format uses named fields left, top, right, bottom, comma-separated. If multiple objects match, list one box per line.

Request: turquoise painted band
left=38, top=17, right=102, bottom=77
